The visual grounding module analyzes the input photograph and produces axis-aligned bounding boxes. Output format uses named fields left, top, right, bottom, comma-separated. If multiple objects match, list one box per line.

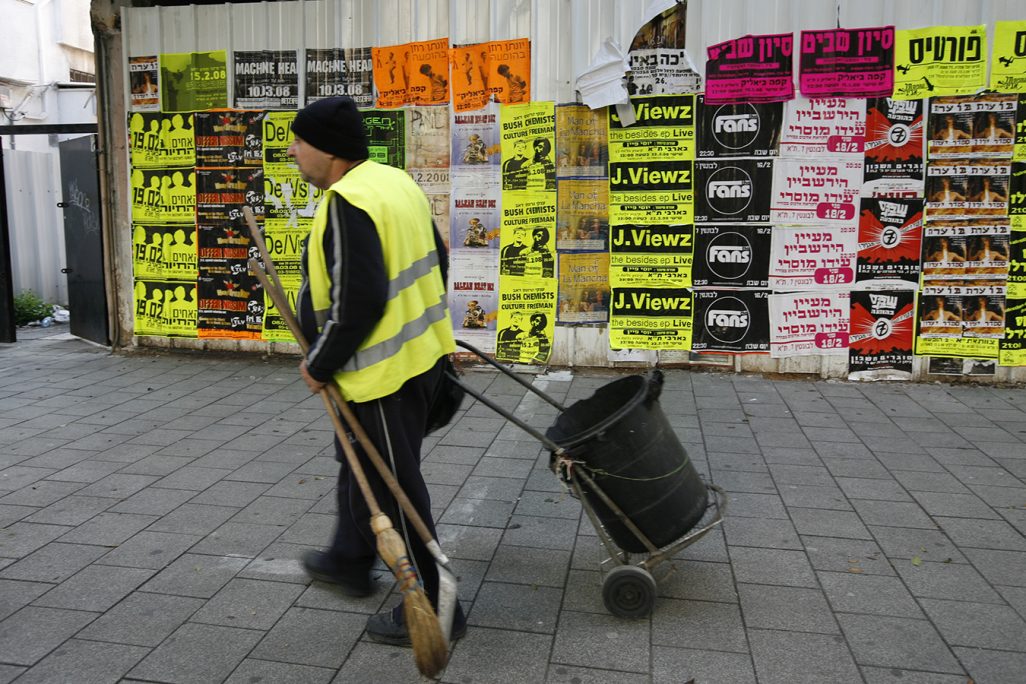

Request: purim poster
left=893, top=25, right=987, bottom=100
left=769, top=224, right=857, bottom=290
left=927, top=95, right=1016, bottom=160
left=855, top=197, right=924, bottom=285
left=558, top=252, right=610, bottom=324
left=129, top=56, right=160, bottom=111
left=696, top=98, right=783, bottom=158
left=780, top=97, right=866, bottom=157
left=626, top=2, right=700, bottom=96
left=925, top=161, right=1011, bottom=221
left=160, top=51, right=228, bottom=113
left=798, top=27, right=895, bottom=99
left=705, top=33, right=795, bottom=104
left=848, top=289, right=916, bottom=379
left=692, top=289, right=769, bottom=353
left=991, top=21, right=1026, bottom=93
left=609, top=287, right=692, bottom=350
left=863, top=97, right=924, bottom=197
left=769, top=291, right=850, bottom=357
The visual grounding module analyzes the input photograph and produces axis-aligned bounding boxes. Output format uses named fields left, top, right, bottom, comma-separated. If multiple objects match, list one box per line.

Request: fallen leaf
left=848, top=567, right=864, bottom=574
left=911, top=556, right=922, bottom=567
left=943, top=558, right=953, bottom=563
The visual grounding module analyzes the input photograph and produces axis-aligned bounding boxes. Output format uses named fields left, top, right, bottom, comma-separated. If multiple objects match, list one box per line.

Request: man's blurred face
left=287, top=135, right=335, bottom=190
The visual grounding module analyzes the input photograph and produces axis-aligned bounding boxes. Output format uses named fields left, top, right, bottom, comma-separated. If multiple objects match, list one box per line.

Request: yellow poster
left=132, top=224, right=198, bottom=281
left=372, top=44, right=412, bottom=108
left=128, top=113, right=195, bottom=169
left=991, top=21, right=1026, bottom=93
left=159, top=50, right=228, bottom=113
left=487, top=39, right=530, bottom=104
left=609, top=286, right=692, bottom=350
left=262, top=112, right=297, bottom=175
left=262, top=275, right=300, bottom=342
left=609, top=224, right=693, bottom=288
left=893, top=25, right=987, bottom=100
left=500, top=102, right=556, bottom=191
left=499, top=192, right=556, bottom=278
left=608, top=159, right=694, bottom=225
left=494, top=280, right=557, bottom=364
left=131, top=169, right=195, bottom=224
left=556, top=179, right=608, bottom=251
left=134, top=280, right=198, bottom=338
left=915, top=335, right=999, bottom=359
left=558, top=252, right=610, bottom=324
left=608, top=95, right=696, bottom=162
left=555, top=104, right=609, bottom=179
left=451, top=44, right=491, bottom=112
left=999, top=297, right=1026, bottom=365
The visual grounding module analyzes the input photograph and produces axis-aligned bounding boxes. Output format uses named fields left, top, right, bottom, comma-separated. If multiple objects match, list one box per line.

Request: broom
left=242, top=208, right=449, bottom=677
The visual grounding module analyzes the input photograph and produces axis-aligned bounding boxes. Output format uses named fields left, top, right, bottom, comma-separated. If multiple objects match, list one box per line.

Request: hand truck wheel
left=602, top=565, right=657, bottom=618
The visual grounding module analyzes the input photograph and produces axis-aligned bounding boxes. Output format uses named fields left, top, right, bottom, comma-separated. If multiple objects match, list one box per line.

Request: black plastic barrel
left=545, top=371, right=708, bottom=553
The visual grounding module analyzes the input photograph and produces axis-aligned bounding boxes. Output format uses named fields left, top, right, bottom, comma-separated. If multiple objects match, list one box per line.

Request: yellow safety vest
left=305, top=161, right=455, bottom=402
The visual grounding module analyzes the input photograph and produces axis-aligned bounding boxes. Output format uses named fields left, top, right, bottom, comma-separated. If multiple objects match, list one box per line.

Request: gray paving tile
left=859, top=667, right=967, bottom=684
left=818, top=571, right=923, bottom=618
left=95, top=529, right=200, bottom=570
left=738, top=582, right=838, bottom=633
left=935, top=515, right=1026, bottom=551
left=237, top=542, right=311, bottom=584
left=0, top=606, right=96, bottom=666
left=0, top=522, right=71, bottom=558
left=851, top=499, right=936, bottom=529
left=0, top=580, right=51, bottom=621
left=548, top=663, right=650, bottom=684
left=723, top=492, right=788, bottom=519
left=652, top=646, right=755, bottom=684
left=0, top=542, right=105, bottom=583
left=189, top=577, right=303, bottom=630
left=12, top=637, right=148, bottom=684
left=711, top=469, right=777, bottom=494
left=778, top=483, right=851, bottom=510
left=873, top=451, right=945, bottom=472
left=249, top=606, right=364, bottom=667
left=224, top=460, right=297, bottom=483
left=127, top=622, right=263, bottom=684
left=469, top=580, right=561, bottom=633
left=501, top=514, right=577, bottom=550
left=33, top=564, right=154, bottom=611
left=789, top=508, right=872, bottom=540
left=760, top=447, right=823, bottom=466
left=954, top=646, right=1026, bottom=684
left=74, top=474, right=159, bottom=500
left=78, top=591, right=204, bottom=646
left=553, top=609, right=651, bottom=671
left=729, top=546, right=818, bottom=587
left=802, top=536, right=894, bottom=576
left=188, top=480, right=271, bottom=507
left=909, top=490, right=1000, bottom=519
left=484, top=545, right=570, bottom=587
left=330, top=642, right=424, bottom=683
left=189, top=522, right=283, bottom=558
left=657, top=559, right=737, bottom=603
left=748, top=629, right=862, bottom=684
left=919, top=597, right=1026, bottom=651
left=140, top=553, right=249, bottom=598
left=436, top=523, right=503, bottom=562
left=444, top=626, right=551, bottom=683
left=0, top=665, right=22, bottom=683
left=869, top=525, right=965, bottom=563
left=723, top=515, right=802, bottom=549
left=0, top=466, right=57, bottom=491
left=836, top=477, right=912, bottom=501
left=768, top=464, right=834, bottom=486
left=837, top=614, right=961, bottom=673
left=229, top=659, right=335, bottom=684
left=650, top=598, right=746, bottom=652
left=144, top=503, right=238, bottom=536
left=441, top=497, right=516, bottom=528
left=275, top=512, right=333, bottom=547
left=512, top=490, right=582, bottom=519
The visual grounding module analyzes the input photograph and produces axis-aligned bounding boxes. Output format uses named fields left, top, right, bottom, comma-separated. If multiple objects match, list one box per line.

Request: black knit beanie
left=290, top=96, right=369, bottom=160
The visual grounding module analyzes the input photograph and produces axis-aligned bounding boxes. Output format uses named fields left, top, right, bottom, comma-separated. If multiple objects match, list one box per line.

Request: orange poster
left=487, top=38, right=530, bottom=104
left=451, top=43, right=491, bottom=112
left=408, top=38, right=450, bottom=106
left=372, top=44, right=412, bottom=108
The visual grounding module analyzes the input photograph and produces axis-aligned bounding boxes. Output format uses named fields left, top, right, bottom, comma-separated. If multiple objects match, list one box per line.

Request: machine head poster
left=705, top=33, right=795, bottom=104
left=848, top=289, right=916, bottom=379
left=692, top=290, right=769, bottom=353
left=696, top=98, right=782, bottom=158
left=771, top=158, right=863, bottom=224
left=556, top=179, right=608, bottom=251
left=408, top=38, right=451, bottom=106
left=159, top=50, right=228, bottom=113
left=129, top=55, right=160, bottom=111
left=893, top=25, right=987, bottom=99
left=798, top=27, right=895, bottom=98
left=693, top=159, right=772, bottom=223
left=233, top=50, right=299, bottom=110
left=863, top=97, right=924, bottom=196
left=487, top=39, right=531, bottom=104
left=451, top=44, right=491, bottom=112
left=609, top=224, right=693, bottom=289
left=607, top=94, right=696, bottom=162
left=692, top=225, right=771, bottom=288
left=555, top=104, right=609, bottom=178
left=856, top=197, right=924, bottom=285
left=991, top=21, right=1026, bottom=93
left=194, top=111, right=264, bottom=168
left=609, top=287, right=692, bottom=350
left=769, top=291, right=850, bottom=357
left=134, top=280, right=198, bottom=338
left=305, top=47, right=374, bottom=107
left=780, top=97, right=866, bottom=157
left=558, top=252, right=610, bottom=324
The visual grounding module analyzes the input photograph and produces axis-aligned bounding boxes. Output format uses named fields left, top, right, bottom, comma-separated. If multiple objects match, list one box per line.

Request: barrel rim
left=545, top=373, right=653, bottom=450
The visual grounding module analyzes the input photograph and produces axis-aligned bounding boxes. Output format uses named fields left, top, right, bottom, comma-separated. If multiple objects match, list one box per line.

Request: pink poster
left=705, top=33, right=795, bottom=105
left=799, top=27, right=895, bottom=98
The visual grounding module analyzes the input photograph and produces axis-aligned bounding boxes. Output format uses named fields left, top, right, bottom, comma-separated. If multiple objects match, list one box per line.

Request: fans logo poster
left=692, top=225, right=771, bottom=288
left=856, top=197, right=924, bottom=284
left=848, top=289, right=916, bottom=377
left=696, top=97, right=782, bottom=157
left=694, top=159, right=772, bottom=223
left=692, top=290, right=769, bottom=353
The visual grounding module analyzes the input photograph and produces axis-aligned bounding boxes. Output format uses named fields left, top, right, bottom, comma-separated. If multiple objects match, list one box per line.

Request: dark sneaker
left=366, top=603, right=467, bottom=646
left=301, top=550, right=373, bottom=597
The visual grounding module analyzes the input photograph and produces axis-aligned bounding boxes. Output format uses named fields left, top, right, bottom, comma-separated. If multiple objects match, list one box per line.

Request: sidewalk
left=1, top=329, right=1025, bottom=683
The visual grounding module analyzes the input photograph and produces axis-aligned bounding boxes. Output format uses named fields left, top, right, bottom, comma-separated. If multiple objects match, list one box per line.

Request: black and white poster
left=692, top=225, right=772, bottom=288
left=693, top=159, right=773, bottom=223
left=696, top=98, right=783, bottom=158
left=305, top=47, right=374, bottom=107
left=233, top=50, right=299, bottom=110
left=691, top=289, right=770, bottom=353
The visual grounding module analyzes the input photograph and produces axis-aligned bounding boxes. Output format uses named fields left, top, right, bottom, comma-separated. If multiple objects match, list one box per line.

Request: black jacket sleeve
left=305, top=195, right=388, bottom=383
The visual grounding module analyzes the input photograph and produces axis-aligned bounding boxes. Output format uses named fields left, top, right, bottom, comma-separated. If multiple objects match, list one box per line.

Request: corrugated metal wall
left=117, top=0, right=1026, bottom=377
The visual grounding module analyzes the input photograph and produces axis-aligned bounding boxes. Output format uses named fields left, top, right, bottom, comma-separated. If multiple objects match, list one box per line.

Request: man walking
left=286, top=96, right=465, bottom=644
